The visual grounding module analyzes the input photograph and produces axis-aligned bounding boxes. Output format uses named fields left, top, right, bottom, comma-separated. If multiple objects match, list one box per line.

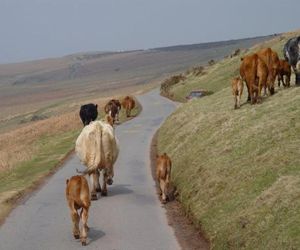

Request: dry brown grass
left=0, top=96, right=111, bottom=172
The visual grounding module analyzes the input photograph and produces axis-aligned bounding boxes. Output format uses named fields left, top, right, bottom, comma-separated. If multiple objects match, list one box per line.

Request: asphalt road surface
left=0, top=89, right=180, bottom=250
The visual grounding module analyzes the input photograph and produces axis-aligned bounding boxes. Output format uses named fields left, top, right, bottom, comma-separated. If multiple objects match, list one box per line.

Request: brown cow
left=257, top=48, right=280, bottom=95
left=104, top=99, right=121, bottom=124
left=156, top=153, right=172, bottom=204
left=231, top=76, right=244, bottom=109
left=240, top=53, right=268, bottom=104
left=277, top=59, right=291, bottom=87
left=66, top=175, right=90, bottom=246
left=121, top=96, right=135, bottom=117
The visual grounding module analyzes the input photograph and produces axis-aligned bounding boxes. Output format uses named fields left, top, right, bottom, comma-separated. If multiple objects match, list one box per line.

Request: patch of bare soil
left=150, top=131, right=210, bottom=250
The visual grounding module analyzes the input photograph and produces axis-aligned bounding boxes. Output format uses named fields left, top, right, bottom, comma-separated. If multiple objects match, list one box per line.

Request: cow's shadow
left=108, top=184, right=133, bottom=196
left=88, top=227, right=105, bottom=245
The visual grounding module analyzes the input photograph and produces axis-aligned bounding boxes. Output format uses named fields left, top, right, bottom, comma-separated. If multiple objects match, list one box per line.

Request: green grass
left=157, top=31, right=300, bottom=249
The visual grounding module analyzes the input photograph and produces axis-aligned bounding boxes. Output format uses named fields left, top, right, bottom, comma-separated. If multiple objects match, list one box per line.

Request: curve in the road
left=0, top=89, right=180, bottom=250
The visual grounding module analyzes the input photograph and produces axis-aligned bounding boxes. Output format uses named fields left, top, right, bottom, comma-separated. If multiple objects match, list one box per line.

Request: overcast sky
left=0, top=0, right=299, bottom=63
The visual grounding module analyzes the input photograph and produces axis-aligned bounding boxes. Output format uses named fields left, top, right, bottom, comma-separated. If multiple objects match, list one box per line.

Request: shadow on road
left=88, top=227, right=106, bottom=245
left=108, top=184, right=133, bottom=196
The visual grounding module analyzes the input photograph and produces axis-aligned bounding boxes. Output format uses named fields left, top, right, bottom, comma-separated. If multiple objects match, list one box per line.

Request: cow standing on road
left=104, top=99, right=121, bottom=124
left=79, top=103, right=98, bottom=126
left=121, top=96, right=135, bottom=117
left=156, top=153, right=172, bottom=204
left=66, top=175, right=90, bottom=246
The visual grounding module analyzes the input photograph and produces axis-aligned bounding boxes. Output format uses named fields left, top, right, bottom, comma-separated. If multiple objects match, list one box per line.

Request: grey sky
left=0, top=0, right=299, bottom=63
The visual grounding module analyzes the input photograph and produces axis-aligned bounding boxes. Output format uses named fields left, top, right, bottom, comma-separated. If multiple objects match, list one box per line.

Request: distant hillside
left=0, top=35, right=272, bottom=131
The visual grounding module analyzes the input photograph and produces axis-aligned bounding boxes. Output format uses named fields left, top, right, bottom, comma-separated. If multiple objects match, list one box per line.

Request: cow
left=75, top=120, right=119, bottom=200
left=257, top=48, right=280, bottom=95
left=277, top=59, right=291, bottom=87
left=79, top=103, right=98, bottom=126
left=240, top=53, right=268, bottom=104
left=231, top=76, right=244, bottom=109
left=66, top=175, right=90, bottom=246
left=104, top=99, right=121, bottom=124
left=121, top=96, right=135, bottom=117
left=156, top=153, right=172, bottom=204
left=284, top=36, right=300, bottom=85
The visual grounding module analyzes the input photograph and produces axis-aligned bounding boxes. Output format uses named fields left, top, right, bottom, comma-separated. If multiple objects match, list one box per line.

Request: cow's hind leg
left=160, top=179, right=167, bottom=204
left=80, top=207, right=89, bottom=246
left=89, top=171, right=98, bottom=200
left=69, top=202, right=80, bottom=239
left=101, top=170, right=108, bottom=196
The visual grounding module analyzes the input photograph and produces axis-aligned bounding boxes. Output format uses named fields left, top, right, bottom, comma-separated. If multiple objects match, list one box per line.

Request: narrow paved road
left=0, top=89, right=180, bottom=250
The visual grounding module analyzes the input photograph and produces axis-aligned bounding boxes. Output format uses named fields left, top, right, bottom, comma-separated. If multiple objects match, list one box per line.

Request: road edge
left=150, top=130, right=210, bottom=250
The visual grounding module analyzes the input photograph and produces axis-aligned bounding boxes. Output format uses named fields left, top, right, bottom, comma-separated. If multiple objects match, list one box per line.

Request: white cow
left=75, top=120, right=119, bottom=200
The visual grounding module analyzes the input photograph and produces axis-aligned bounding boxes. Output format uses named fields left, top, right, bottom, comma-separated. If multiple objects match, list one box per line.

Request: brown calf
left=231, top=76, right=244, bottom=109
left=278, top=59, right=291, bottom=87
left=66, top=176, right=90, bottom=246
left=156, top=153, right=172, bottom=204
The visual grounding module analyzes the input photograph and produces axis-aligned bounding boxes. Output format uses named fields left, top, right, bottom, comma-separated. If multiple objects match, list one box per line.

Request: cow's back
left=75, top=121, right=119, bottom=170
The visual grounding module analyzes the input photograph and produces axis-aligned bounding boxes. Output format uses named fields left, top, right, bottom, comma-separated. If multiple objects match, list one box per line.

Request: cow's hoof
left=91, top=193, right=98, bottom=200
left=101, top=190, right=107, bottom=196
left=96, top=187, right=101, bottom=193
left=162, top=199, right=167, bottom=204
left=74, top=234, right=80, bottom=239
left=82, top=241, right=87, bottom=246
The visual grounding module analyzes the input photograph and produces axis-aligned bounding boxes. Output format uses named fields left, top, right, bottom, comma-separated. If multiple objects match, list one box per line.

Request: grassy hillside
left=157, top=30, right=300, bottom=249
left=162, top=33, right=293, bottom=102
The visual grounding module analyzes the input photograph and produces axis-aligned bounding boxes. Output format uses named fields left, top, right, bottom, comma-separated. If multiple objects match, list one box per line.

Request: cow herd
left=232, top=36, right=300, bottom=109
left=65, top=96, right=135, bottom=245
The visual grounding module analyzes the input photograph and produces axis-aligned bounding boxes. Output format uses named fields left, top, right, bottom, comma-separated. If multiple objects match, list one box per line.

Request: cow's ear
left=96, top=104, right=98, bottom=108
left=66, top=179, right=69, bottom=185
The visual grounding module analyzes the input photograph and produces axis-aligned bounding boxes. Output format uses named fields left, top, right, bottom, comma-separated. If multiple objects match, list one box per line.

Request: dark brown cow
left=156, top=153, right=172, bottom=204
left=240, top=53, right=268, bottom=104
left=104, top=99, right=121, bottom=124
left=231, top=76, right=244, bottom=109
left=121, top=96, right=135, bottom=117
left=277, top=59, right=291, bottom=87
left=257, top=48, right=280, bottom=95
left=66, top=175, right=90, bottom=246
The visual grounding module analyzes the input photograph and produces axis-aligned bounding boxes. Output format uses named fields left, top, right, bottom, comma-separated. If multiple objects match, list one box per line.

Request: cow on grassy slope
left=278, top=59, right=291, bottom=87
left=257, top=47, right=280, bottom=95
left=240, top=53, right=268, bottom=104
left=231, top=76, right=244, bottom=109
left=283, top=36, right=300, bottom=85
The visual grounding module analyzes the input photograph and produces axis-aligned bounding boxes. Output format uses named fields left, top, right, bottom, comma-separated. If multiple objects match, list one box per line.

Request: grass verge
left=157, top=30, right=300, bottom=249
